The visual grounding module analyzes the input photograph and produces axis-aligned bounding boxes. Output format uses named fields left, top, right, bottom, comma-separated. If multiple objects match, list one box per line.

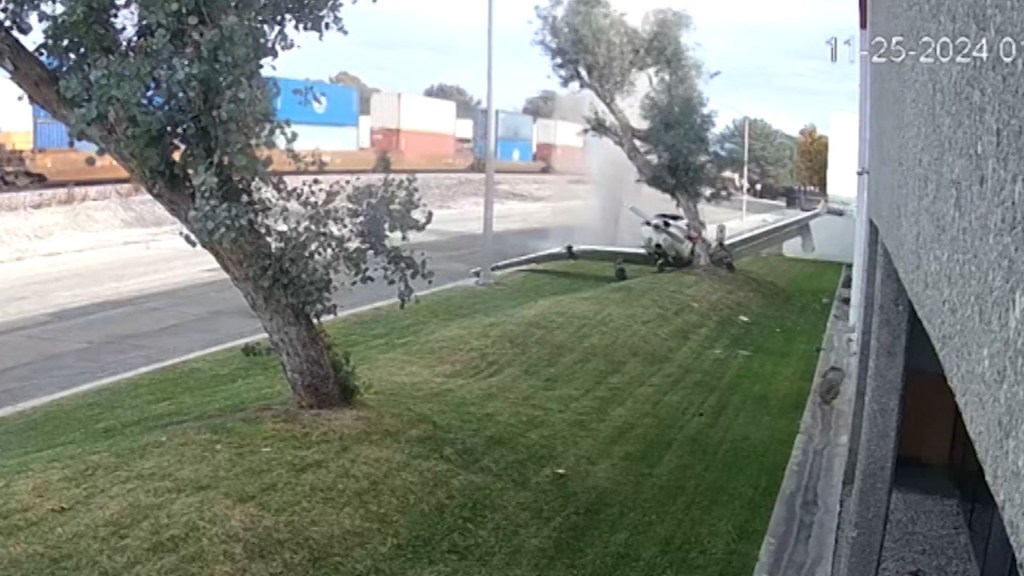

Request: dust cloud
left=546, top=88, right=652, bottom=249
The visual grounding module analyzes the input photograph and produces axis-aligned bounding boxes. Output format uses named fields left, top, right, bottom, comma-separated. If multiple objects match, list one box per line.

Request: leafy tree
left=422, top=83, right=481, bottom=118
left=522, top=89, right=558, bottom=118
left=712, top=117, right=797, bottom=187
left=1, top=0, right=434, bottom=409
left=796, top=124, right=829, bottom=193
left=329, top=70, right=378, bottom=115
left=534, top=0, right=717, bottom=262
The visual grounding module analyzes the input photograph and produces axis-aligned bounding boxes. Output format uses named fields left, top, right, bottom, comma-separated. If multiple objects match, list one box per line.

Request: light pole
left=742, top=116, right=749, bottom=221
left=478, top=0, right=496, bottom=285
left=708, top=73, right=751, bottom=221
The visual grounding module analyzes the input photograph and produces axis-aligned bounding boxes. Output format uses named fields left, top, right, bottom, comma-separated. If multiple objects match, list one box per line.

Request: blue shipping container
left=33, top=116, right=97, bottom=152
left=496, top=110, right=533, bottom=141
left=495, top=139, right=532, bottom=163
left=472, top=109, right=488, bottom=159
left=472, top=108, right=534, bottom=157
left=269, top=77, right=358, bottom=127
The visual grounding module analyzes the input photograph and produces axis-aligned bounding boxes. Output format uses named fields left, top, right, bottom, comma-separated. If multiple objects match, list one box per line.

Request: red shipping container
left=371, top=128, right=455, bottom=157
left=536, top=143, right=586, bottom=174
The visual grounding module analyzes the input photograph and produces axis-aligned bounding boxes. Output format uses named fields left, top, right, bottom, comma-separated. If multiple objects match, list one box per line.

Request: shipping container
left=498, top=110, right=534, bottom=141
left=495, top=139, right=532, bottom=163
left=0, top=79, right=32, bottom=133
left=0, top=130, right=32, bottom=150
left=33, top=116, right=98, bottom=152
left=455, top=118, right=474, bottom=141
left=268, top=77, right=359, bottom=127
left=534, top=118, right=585, bottom=147
left=535, top=143, right=586, bottom=173
left=358, top=115, right=372, bottom=149
left=371, top=128, right=455, bottom=157
left=473, top=108, right=535, bottom=146
left=276, top=124, right=358, bottom=151
left=370, top=93, right=456, bottom=136
left=472, top=111, right=488, bottom=159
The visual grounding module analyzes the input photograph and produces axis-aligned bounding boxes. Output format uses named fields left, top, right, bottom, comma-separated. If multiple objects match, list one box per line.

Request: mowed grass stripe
left=0, top=256, right=840, bottom=576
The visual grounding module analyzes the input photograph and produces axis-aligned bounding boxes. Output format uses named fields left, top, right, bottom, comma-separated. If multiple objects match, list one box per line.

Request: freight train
left=0, top=77, right=589, bottom=190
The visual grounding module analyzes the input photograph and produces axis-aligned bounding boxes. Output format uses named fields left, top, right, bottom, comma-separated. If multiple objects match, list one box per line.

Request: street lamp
left=713, top=95, right=751, bottom=221
left=741, top=116, right=749, bottom=221
left=478, top=0, right=497, bottom=285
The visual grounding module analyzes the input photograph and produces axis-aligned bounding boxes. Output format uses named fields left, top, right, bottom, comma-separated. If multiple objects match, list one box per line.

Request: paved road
left=0, top=198, right=780, bottom=410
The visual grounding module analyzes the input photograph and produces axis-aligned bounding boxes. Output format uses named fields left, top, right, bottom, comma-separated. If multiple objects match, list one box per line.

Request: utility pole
left=478, top=0, right=497, bottom=284
left=742, top=116, right=749, bottom=221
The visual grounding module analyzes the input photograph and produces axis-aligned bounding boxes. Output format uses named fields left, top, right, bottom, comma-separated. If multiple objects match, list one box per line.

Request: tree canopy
left=329, top=70, right=378, bottom=115
left=712, top=117, right=797, bottom=187
left=0, top=0, right=433, bottom=408
left=534, top=0, right=715, bottom=247
left=522, top=89, right=558, bottom=119
left=422, top=83, right=480, bottom=118
left=796, top=124, right=829, bottom=192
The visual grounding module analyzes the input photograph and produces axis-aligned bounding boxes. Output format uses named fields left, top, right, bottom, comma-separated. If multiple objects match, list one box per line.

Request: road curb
left=0, top=278, right=478, bottom=419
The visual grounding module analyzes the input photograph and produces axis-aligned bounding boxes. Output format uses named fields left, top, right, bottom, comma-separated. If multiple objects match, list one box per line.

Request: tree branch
left=596, top=94, right=655, bottom=178
left=0, top=27, right=72, bottom=124
left=0, top=27, right=196, bottom=221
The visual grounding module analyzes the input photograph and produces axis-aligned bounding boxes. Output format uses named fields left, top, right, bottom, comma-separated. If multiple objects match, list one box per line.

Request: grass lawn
left=0, top=256, right=840, bottom=576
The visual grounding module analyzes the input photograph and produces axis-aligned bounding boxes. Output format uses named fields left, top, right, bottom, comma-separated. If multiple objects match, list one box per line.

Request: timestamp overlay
left=866, top=35, right=1024, bottom=65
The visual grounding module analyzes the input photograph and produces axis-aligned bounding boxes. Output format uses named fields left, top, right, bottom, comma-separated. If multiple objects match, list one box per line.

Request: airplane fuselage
left=637, top=212, right=697, bottom=269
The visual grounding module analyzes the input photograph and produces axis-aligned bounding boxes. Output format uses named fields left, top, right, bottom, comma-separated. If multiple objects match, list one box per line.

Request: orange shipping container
left=371, top=128, right=455, bottom=157
left=535, top=143, right=586, bottom=174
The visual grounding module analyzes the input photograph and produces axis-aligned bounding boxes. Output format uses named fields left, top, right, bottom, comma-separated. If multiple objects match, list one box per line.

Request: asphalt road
left=0, top=198, right=780, bottom=410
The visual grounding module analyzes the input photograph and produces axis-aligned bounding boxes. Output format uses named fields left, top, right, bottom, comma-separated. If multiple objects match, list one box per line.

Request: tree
left=522, top=89, right=558, bottom=118
left=534, top=1, right=717, bottom=262
left=795, top=124, right=829, bottom=193
left=1, top=0, right=434, bottom=409
left=712, top=117, right=797, bottom=187
left=329, top=70, right=378, bottom=115
left=422, top=83, right=481, bottom=118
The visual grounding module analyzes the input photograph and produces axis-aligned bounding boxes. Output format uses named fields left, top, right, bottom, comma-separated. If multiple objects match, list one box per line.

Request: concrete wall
left=868, top=0, right=1024, bottom=563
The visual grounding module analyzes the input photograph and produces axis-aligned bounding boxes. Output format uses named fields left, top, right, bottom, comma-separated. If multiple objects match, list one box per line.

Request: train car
left=0, top=82, right=587, bottom=190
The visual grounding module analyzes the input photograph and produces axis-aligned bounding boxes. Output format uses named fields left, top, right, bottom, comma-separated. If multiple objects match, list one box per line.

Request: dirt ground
left=0, top=174, right=597, bottom=261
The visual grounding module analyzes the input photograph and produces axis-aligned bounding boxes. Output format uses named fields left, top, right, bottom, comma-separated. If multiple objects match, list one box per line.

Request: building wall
left=867, top=0, right=1024, bottom=563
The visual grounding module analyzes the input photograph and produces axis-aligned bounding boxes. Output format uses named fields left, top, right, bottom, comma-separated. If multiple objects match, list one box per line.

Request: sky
left=268, top=0, right=861, bottom=136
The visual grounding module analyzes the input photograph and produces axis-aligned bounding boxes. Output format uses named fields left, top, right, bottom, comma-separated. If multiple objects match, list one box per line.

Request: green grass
left=0, top=256, right=840, bottom=576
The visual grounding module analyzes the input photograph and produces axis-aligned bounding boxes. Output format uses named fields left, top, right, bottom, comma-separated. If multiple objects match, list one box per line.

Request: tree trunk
left=678, top=196, right=711, bottom=266
left=208, top=243, right=346, bottom=409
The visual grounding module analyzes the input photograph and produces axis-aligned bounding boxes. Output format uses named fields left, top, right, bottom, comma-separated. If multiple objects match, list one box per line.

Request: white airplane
left=470, top=202, right=842, bottom=281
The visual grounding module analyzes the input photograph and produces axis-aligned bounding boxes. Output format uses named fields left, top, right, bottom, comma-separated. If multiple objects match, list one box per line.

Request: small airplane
left=470, top=202, right=842, bottom=281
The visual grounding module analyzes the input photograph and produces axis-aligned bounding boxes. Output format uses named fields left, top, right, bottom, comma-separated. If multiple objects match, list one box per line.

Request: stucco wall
left=867, top=0, right=1024, bottom=561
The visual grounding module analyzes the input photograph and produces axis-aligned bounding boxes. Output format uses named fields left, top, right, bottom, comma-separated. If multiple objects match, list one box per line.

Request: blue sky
left=268, top=0, right=861, bottom=136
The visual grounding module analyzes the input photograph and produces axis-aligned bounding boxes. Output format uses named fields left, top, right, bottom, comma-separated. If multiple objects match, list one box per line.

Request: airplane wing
left=723, top=204, right=826, bottom=259
left=470, top=245, right=652, bottom=277
left=471, top=203, right=841, bottom=278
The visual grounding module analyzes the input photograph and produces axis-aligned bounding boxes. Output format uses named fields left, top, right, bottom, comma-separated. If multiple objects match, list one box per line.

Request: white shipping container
left=455, top=118, right=474, bottom=141
left=276, top=124, right=359, bottom=151
left=371, top=93, right=456, bottom=136
left=358, top=115, right=371, bottom=149
left=0, top=78, right=33, bottom=132
left=534, top=118, right=585, bottom=147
